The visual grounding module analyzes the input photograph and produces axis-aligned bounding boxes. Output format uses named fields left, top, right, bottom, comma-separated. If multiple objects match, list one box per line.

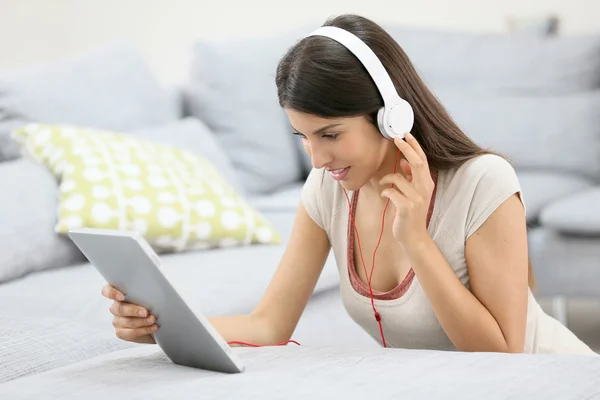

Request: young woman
left=101, top=14, right=596, bottom=355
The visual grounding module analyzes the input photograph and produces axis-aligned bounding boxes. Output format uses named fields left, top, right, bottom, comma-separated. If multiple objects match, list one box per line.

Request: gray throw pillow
left=434, top=89, right=600, bottom=180
left=0, top=157, right=87, bottom=283
left=0, top=41, right=179, bottom=162
left=184, top=27, right=315, bottom=195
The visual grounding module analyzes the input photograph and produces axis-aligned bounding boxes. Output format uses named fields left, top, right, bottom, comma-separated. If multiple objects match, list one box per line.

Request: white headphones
left=306, top=26, right=414, bottom=140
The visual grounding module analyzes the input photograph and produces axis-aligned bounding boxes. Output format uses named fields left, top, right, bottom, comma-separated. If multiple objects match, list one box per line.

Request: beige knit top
left=301, top=154, right=596, bottom=355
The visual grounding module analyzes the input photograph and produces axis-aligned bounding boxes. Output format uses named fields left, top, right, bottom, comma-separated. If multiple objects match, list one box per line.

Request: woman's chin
left=337, top=177, right=363, bottom=192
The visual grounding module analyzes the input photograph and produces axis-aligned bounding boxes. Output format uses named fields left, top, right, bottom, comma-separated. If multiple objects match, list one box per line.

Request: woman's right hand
left=101, top=284, right=159, bottom=344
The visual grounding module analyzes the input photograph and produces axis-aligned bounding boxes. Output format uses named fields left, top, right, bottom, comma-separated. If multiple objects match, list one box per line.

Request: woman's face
left=286, top=108, right=391, bottom=191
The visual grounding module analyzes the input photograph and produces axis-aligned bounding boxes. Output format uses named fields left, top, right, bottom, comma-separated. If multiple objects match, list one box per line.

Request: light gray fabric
left=291, top=288, right=378, bottom=348
left=0, top=41, right=179, bottom=162
left=0, top=157, right=86, bottom=283
left=0, top=316, right=133, bottom=384
left=165, top=85, right=184, bottom=119
left=184, top=27, right=315, bottom=195
left=260, top=211, right=297, bottom=243
left=528, top=227, right=600, bottom=297
left=129, top=117, right=244, bottom=194
left=539, top=187, right=600, bottom=234
left=387, top=26, right=600, bottom=94
left=0, top=272, right=347, bottom=385
left=248, top=182, right=303, bottom=213
left=0, top=280, right=347, bottom=385
left=1, top=344, right=598, bottom=399
left=434, top=89, right=600, bottom=179
left=0, top=209, right=341, bottom=383
left=0, top=220, right=340, bottom=326
left=515, top=171, right=596, bottom=223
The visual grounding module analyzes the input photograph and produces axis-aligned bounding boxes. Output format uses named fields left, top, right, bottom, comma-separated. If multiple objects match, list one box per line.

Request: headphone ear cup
left=388, top=99, right=414, bottom=138
left=376, top=107, right=392, bottom=139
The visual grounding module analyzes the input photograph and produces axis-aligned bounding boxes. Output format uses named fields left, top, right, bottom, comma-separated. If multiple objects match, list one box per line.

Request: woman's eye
left=322, top=133, right=338, bottom=140
left=293, top=132, right=307, bottom=139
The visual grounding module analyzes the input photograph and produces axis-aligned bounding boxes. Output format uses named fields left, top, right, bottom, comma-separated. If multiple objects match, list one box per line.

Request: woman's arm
left=210, top=200, right=332, bottom=346
left=405, top=193, right=529, bottom=353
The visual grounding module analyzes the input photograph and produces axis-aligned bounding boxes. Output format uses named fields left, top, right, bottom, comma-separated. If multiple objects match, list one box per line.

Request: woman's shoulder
left=437, top=153, right=521, bottom=199
left=436, top=153, right=526, bottom=239
left=446, top=153, right=518, bottom=184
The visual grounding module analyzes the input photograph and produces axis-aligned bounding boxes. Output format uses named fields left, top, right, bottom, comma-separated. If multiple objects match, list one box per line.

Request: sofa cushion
left=13, top=123, right=282, bottom=253
left=0, top=237, right=340, bottom=326
left=515, top=171, right=595, bottom=224
left=539, top=188, right=600, bottom=235
left=0, top=157, right=86, bottom=284
left=0, top=41, right=179, bottom=162
left=528, top=227, right=600, bottom=297
left=184, top=27, right=313, bottom=195
left=435, top=90, right=600, bottom=179
left=387, top=26, right=600, bottom=94
left=248, top=182, right=303, bottom=213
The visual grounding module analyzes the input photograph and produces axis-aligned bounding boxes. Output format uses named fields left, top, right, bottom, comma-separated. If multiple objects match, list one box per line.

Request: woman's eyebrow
left=291, top=123, right=342, bottom=135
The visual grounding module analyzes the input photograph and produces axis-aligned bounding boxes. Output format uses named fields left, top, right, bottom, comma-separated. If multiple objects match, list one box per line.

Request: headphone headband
left=305, top=26, right=413, bottom=139
left=307, top=26, right=398, bottom=105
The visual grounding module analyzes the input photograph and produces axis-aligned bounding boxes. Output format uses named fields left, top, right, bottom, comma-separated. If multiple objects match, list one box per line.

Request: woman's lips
left=329, top=167, right=349, bottom=180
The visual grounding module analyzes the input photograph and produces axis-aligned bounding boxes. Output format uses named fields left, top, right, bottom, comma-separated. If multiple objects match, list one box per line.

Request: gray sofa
left=1, top=23, right=599, bottom=397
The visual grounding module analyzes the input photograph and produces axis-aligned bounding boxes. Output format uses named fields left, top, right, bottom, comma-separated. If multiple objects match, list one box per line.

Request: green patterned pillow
left=12, top=123, right=281, bottom=252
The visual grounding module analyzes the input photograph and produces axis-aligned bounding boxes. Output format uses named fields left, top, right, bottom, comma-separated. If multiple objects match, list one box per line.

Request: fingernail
left=139, top=310, right=147, bottom=317
left=117, top=293, right=125, bottom=301
left=147, top=316, right=154, bottom=323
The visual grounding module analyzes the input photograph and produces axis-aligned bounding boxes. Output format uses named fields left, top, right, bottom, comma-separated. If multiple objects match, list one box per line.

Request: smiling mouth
left=328, top=167, right=350, bottom=180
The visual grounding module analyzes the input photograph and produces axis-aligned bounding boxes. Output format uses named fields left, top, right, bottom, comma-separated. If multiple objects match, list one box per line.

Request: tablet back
left=68, top=228, right=245, bottom=373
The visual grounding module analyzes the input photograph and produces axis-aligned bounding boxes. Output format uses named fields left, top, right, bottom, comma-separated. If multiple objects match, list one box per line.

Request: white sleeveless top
left=301, top=153, right=596, bottom=355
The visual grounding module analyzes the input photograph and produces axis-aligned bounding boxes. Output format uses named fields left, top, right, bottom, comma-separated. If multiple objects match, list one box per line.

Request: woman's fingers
left=115, top=326, right=158, bottom=342
left=101, top=284, right=125, bottom=301
left=109, top=300, right=149, bottom=318
left=112, top=314, right=156, bottom=329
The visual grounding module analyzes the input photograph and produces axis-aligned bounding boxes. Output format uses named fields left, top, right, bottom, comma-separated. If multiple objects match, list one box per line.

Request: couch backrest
left=184, top=24, right=600, bottom=194
left=386, top=26, right=600, bottom=181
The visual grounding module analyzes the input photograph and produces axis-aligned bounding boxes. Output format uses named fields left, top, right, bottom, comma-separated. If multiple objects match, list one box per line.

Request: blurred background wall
left=0, top=0, right=597, bottom=84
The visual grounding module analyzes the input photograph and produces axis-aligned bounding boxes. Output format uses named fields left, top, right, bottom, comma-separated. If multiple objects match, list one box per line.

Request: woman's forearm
left=405, top=236, right=516, bottom=353
left=209, top=313, right=284, bottom=347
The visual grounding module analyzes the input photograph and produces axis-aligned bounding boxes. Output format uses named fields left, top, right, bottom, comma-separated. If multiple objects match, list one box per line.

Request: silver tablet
left=68, top=228, right=245, bottom=374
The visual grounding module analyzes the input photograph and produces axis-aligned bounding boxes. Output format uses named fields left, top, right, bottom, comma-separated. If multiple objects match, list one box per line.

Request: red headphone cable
left=227, top=340, right=301, bottom=347
left=342, top=148, right=402, bottom=348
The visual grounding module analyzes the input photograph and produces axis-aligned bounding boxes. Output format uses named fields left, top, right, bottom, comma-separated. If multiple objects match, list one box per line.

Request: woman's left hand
left=379, top=132, right=435, bottom=245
